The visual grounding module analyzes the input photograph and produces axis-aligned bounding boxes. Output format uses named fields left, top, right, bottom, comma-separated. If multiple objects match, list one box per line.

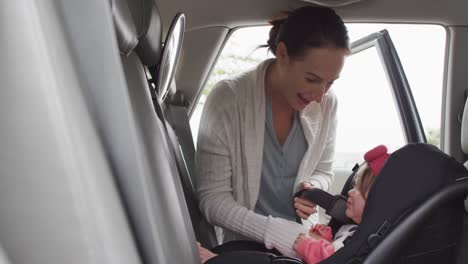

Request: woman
left=196, top=5, right=350, bottom=257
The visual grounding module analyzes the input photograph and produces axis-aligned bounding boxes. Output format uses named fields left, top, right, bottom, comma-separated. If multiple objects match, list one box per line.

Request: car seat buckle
left=367, top=221, right=391, bottom=248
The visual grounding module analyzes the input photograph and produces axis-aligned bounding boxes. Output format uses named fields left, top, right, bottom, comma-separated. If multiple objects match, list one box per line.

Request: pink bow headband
left=364, top=145, right=390, bottom=176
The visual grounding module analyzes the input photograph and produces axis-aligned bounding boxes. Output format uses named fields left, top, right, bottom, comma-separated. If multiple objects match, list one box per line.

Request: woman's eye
left=305, top=78, right=320, bottom=84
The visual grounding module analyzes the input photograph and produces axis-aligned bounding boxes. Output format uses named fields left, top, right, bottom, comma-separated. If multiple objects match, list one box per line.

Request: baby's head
left=345, top=145, right=390, bottom=224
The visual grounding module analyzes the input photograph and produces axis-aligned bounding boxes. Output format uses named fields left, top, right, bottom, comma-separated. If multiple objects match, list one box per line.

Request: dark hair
left=266, top=6, right=349, bottom=58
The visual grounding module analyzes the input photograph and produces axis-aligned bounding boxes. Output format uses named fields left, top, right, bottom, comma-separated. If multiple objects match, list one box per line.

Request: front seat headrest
left=110, top=0, right=138, bottom=56
left=126, top=0, right=163, bottom=67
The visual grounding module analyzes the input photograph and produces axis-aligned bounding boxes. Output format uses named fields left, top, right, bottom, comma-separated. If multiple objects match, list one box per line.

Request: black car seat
left=207, top=143, right=468, bottom=264
left=362, top=99, right=468, bottom=264
left=319, top=143, right=467, bottom=264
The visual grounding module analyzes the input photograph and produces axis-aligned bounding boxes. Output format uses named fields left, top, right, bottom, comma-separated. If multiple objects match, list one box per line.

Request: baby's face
left=345, top=188, right=366, bottom=224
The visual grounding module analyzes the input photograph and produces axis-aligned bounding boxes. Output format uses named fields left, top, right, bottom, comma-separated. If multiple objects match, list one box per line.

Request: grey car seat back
left=0, top=1, right=144, bottom=263
left=110, top=0, right=201, bottom=263
left=0, top=246, right=11, bottom=264
left=122, top=0, right=217, bottom=248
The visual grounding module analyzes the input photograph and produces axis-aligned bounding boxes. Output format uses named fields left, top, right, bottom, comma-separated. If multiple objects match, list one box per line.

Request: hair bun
left=264, top=6, right=349, bottom=57
left=268, top=11, right=290, bottom=26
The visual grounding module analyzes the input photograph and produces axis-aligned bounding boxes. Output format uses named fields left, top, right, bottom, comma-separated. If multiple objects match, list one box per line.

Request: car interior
left=1, top=0, right=468, bottom=263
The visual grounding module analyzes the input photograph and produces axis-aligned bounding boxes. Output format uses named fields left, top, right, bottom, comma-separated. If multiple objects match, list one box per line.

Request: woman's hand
left=294, top=182, right=317, bottom=219
left=197, top=242, right=217, bottom=264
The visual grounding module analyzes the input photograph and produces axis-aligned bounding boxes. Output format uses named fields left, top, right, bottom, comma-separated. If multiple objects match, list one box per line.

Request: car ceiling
left=155, top=0, right=468, bottom=117
left=158, top=0, right=468, bottom=33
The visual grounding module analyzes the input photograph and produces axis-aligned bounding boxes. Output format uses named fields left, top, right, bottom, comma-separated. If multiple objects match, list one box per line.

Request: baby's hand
left=293, top=233, right=308, bottom=251
left=308, top=230, right=323, bottom=240
left=309, top=224, right=333, bottom=241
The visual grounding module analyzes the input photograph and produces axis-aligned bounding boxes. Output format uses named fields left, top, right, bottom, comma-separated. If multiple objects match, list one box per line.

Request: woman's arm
left=196, top=122, right=268, bottom=243
left=295, top=93, right=338, bottom=221
left=302, top=92, right=338, bottom=192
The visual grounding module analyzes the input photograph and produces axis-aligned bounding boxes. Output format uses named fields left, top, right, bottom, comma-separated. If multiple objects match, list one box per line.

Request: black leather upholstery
left=126, top=0, right=163, bottom=66
left=110, top=0, right=138, bottom=55
left=365, top=178, right=468, bottom=264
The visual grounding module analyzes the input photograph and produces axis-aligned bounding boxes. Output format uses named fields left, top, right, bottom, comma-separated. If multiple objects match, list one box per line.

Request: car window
left=191, top=24, right=446, bottom=170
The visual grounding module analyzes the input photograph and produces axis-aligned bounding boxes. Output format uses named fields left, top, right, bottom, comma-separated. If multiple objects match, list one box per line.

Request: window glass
left=332, top=46, right=406, bottom=168
left=190, top=24, right=446, bottom=169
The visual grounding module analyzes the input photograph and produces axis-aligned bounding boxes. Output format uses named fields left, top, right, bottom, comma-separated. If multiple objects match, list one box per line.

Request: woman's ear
left=276, top=42, right=290, bottom=66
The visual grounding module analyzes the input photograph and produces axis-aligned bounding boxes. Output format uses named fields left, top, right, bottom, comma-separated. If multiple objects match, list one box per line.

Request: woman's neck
left=264, top=60, right=295, bottom=145
left=264, top=61, right=294, bottom=114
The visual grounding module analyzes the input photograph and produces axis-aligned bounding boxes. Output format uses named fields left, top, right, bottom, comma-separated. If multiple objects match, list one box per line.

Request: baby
left=292, top=145, right=389, bottom=263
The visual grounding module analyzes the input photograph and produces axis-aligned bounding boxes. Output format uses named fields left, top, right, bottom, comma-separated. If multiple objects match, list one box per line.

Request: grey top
left=254, top=100, right=308, bottom=221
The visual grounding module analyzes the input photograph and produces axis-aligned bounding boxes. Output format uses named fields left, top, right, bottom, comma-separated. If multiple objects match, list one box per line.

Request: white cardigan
left=196, top=59, right=337, bottom=257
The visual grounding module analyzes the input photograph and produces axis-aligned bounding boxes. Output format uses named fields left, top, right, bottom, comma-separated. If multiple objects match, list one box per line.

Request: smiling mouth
left=298, top=93, right=311, bottom=105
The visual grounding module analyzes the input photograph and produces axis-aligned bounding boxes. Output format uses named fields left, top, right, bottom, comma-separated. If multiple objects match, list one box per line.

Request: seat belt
left=146, top=78, right=218, bottom=248
left=163, top=92, right=218, bottom=248
left=147, top=81, right=168, bottom=130
left=148, top=80, right=197, bottom=187
left=164, top=100, right=197, bottom=184
left=164, top=120, right=218, bottom=248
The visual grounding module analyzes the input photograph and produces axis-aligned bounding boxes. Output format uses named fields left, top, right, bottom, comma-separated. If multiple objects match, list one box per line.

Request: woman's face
left=277, top=44, right=347, bottom=111
left=346, top=188, right=366, bottom=224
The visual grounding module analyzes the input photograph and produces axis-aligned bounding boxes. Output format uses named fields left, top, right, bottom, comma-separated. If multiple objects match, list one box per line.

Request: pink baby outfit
left=296, top=224, right=357, bottom=264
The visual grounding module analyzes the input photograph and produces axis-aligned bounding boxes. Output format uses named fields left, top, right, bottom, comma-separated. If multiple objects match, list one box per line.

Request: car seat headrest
left=126, top=0, right=163, bottom=66
left=461, top=98, right=468, bottom=155
left=110, top=0, right=138, bottom=56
